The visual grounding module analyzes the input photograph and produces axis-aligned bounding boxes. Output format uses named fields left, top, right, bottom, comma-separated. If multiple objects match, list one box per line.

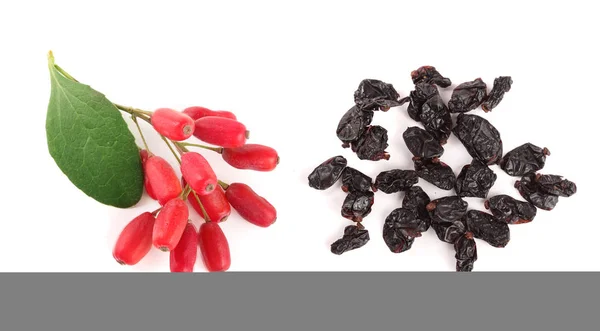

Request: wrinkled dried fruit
left=411, top=66, right=452, bottom=88
left=383, top=208, right=423, bottom=253
left=535, top=174, right=577, bottom=197
left=485, top=195, right=537, bottom=224
left=308, top=156, right=348, bottom=190
left=402, top=186, right=431, bottom=232
left=454, top=232, right=477, bottom=272
left=432, top=220, right=466, bottom=244
left=341, top=167, right=373, bottom=193
left=427, top=196, right=468, bottom=224
left=351, top=125, right=390, bottom=161
left=455, top=159, right=497, bottom=198
left=463, top=210, right=510, bottom=248
left=400, top=82, right=439, bottom=121
left=374, top=169, right=418, bottom=194
left=482, top=76, right=513, bottom=112
left=354, top=79, right=402, bottom=111
left=403, top=126, right=444, bottom=159
left=420, top=94, right=452, bottom=144
left=499, top=143, right=550, bottom=177
left=448, top=78, right=487, bottom=113
left=341, top=191, right=375, bottom=222
left=453, top=113, right=503, bottom=165
left=330, top=224, right=370, bottom=255
left=336, top=106, right=374, bottom=146
left=413, top=157, right=456, bottom=190
left=515, top=173, right=559, bottom=211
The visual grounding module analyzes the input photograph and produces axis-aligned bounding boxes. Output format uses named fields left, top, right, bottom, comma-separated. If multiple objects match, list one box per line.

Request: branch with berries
left=46, top=52, right=279, bottom=272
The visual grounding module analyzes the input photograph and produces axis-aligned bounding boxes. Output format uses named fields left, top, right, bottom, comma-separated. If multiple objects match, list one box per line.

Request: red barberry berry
left=221, top=144, right=279, bottom=171
left=145, top=155, right=182, bottom=205
left=152, top=198, right=190, bottom=251
left=183, top=106, right=237, bottom=121
left=180, top=152, right=217, bottom=195
left=198, top=222, right=231, bottom=272
left=169, top=222, right=198, bottom=272
left=225, top=183, right=277, bottom=227
left=188, top=184, right=231, bottom=223
left=151, top=108, right=195, bottom=141
left=193, top=116, right=248, bottom=148
left=140, top=150, right=157, bottom=200
left=113, top=212, right=155, bottom=265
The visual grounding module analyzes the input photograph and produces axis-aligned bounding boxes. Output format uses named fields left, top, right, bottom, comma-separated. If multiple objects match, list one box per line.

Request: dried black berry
left=413, top=158, right=456, bottom=190
left=453, top=113, right=503, bottom=165
left=535, top=174, right=577, bottom=197
left=485, top=195, right=537, bottom=224
left=354, top=79, right=401, bottom=111
left=374, top=169, right=419, bottom=194
left=463, top=210, right=510, bottom=248
left=411, top=66, right=452, bottom=88
left=403, top=126, right=444, bottom=159
left=336, top=106, right=374, bottom=147
left=499, top=143, right=550, bottom=177
left=420, top=94, right=452, bottom=144
left=402, top=186, right=431, bottom=232
left=400, top=82, right=439, bottom=121
left=351, top=125, right=390, bottom=161
left=427, top=196, right=468, bottom=224
left=431, top=220, right=466, bottom=244
left=448, top=78, right=487, bottom=113
left=340, top=167, right=373, bottom=193
left=515, top=173, right=559, bottom=211
left=330, top=224, right=370, bottom=255
left=455, top=159, right=497, bottom=198
left=454, top=232, right=477, bottom=272
left=482, top=76, right=512, bottom=112
left=382, top=208, right=423, bottom=253
left=341, top=190, right=375, bottom=222
left=308, top=156, right=347, bottom=190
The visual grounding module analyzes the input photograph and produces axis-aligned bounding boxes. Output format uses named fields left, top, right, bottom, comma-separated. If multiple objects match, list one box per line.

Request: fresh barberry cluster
left=113, top=106, right=278, bottom=272
left=309, top=66, right=577, bottom=271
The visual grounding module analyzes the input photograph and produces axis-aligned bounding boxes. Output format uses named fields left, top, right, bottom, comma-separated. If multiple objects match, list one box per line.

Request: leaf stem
left=178, top=142, right=223, bottom=154
left=132, top=116, right=151, bottom=153
left=160, top=135, right=181, bottom=164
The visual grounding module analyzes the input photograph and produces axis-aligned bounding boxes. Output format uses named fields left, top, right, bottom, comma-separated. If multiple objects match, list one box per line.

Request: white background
left=0, top=0, right=598, bottom=271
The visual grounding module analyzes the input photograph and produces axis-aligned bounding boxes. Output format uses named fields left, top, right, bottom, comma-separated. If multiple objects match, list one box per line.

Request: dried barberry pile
left=308, top=66, right=577, bottom=271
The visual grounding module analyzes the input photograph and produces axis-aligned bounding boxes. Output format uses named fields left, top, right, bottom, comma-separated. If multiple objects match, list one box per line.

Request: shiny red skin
left=113, top=212, right=155, bottom=265
left=152, top=198, right=190, bottom=251
left=140, top=150, right=157, bottom=200
left=151, top=108, right=195, bottom=141
left=170, top=223, right=198, bottom=272
left=180, top=152, right=217, bottom=195
left=222, top=144, right=279, bottom=172
left=198, top=222, right=231, bottom=272
left=183, top=106, right=237, bottom=121
left=145, top=156, right=182, bottom=205
left=225, top=183, right=277, bottom=227
left=193, top=116, right=248, bottom=148
left=188, top=185, right=231, bottom=223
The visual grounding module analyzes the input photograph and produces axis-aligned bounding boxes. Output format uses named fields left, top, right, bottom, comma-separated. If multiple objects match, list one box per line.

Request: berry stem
left=177, top=142, right=223, bottom=154
left=132, top=115, right=151, bottom=153
left=160, top=135, right=182, bottom=164
left=190, top=190, right=211, bottom=222
left=151, top=207, right=162, bottom=216
left=217, top=180, right=230, bottom=190
left=180, top=184, right=193, bottom=200
left=173, top=141, right=189, bottom=155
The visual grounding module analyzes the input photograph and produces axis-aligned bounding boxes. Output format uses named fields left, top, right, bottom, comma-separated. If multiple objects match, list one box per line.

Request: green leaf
left=46, top=53, right=143, bottom=208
